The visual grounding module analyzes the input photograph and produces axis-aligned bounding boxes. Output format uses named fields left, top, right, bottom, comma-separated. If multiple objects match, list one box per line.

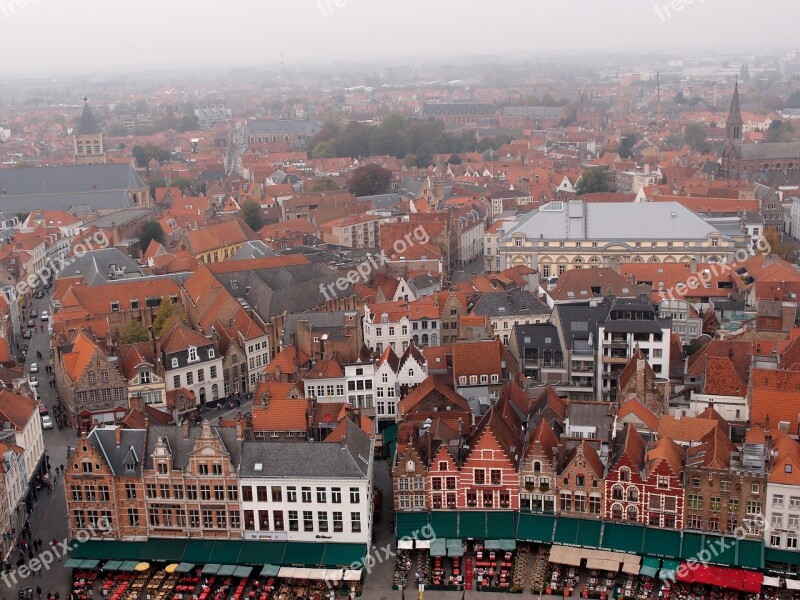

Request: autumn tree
left=153, top=297, right=189, bottom=338
left=574, top=167, right=609, bottom=195
left=120, top=320, right=149, bottom=344
left=348, top=164, right=392, bottom=197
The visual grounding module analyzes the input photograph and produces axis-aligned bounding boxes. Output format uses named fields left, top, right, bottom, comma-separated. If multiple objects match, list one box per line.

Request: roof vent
left=254, top=462, right=263, bottom=471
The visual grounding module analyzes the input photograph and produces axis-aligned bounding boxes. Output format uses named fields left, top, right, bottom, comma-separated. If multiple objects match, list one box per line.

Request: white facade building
left=363, top=304, right=412, bottom=355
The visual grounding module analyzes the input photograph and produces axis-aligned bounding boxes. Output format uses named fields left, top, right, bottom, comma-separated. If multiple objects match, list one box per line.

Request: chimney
left=636, top=356, right=647, bottom=395
left=235, top=419, right=244, bottom=441
left=182, top=419, right=190, bottom=440
left=689, top=258, right=697, bottom=274
left=275, top=365, right=282, bottom=382
left=115, top=424, right=122, bottom=447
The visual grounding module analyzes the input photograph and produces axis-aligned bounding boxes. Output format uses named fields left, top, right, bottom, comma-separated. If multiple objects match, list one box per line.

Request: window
left=210, top=366, right=217, bottom=379
left=200, top=485, right=210, bottom=501
left=288, top=511, right=299, bottom=532
left=197, top=369, right=205, bottom=383
left=172, top=375, right=180, bottom=388
left=302, top=487, right=312, bottom=503
left=303, top=511, right=314, bottom=532
left=720, top=480, right=731, bottom=493
left=789, top=536, right=799, bottom=550
left=318, top=511, right=328, bottom=532
left=317, top=488, right=327, bottom=503
left=751, top=483, right=760, bottom=495
left=589, top=495, right=601, bottom=514
left=774, top=495, right=785, bottom=507
left=350, top=488, right=360, bottom=503
left=273, top=511, right=284, bottom=531
left=198, top=464, right=209, bottom=475
left=746, top=500, right=762, bottom=515
left=332, top=488, right=341, bottom=503
left=188, top=347, right=198, bottom=362
left=688, top=494, right=703, bottom=510
left=242, top=486, right=253, bottom=502
left=127, top=508, right=139, bottom=527
left=189, top=510, right=200, bottom=528
left=490, top=470, right=501, bottom=485
left=187, top=485, right=197, bottom=500
left=171, top=359, right=179, bottom=370
left=710, top=497, right=721, bottom=513
left=474, top=469, right=485, bottom=485
left=145, top=484, right=156, bottom=499
left=186, top=372, right=193, bottom=385
left=227, top=486, right=238, bottom=501
left=214, top=485, right=224, bottom=501
left=258, top=510, right=270, bottom=530
left=333, top=511, right=343, bottom=532
left=657, top=476, right=669, bottom=489
left=351, top=512, right=361, bottom=533
left=286, top=487, right=296, bottom=502
left=257, top=486, right=268, bottom=502
left=125, top=483, right=136, bottom=500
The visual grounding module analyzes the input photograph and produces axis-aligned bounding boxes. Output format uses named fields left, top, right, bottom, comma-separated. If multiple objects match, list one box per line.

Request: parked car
left=29, top=309, right=37, bottom=318
left=38, top=403, right=48, bottom=415
left=29, top=363, right=38, bottom=373
left=22, top=330, right=31, bottom=339
left=28, top=375, right=38, bottom=388
left=34, top=290, right=44, bottom=299
left=40, top=415, right=53, bottom=430
left=40, top=311, right=48, bottom=321
left=26, top=320, right=34, bottom=328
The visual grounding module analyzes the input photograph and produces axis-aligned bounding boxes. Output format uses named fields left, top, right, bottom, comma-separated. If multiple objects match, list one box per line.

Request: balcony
left=607, top=339, right=629, bottom=349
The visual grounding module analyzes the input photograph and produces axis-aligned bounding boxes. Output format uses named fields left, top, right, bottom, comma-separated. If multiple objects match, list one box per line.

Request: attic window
left=545, top=337, right=552, bottom=344
left=110, top=301, right=120, bottom=312
left=130, top=299, right=139, bottom=310
left=254, top=462, right=263, bottom=472
left=171, top=358, right=179, bottom=369
left=786, top=464, right=793, bottom=473
left=231, top=280, right=238, bottom=290
left=622, top=288, right=629, bottom=294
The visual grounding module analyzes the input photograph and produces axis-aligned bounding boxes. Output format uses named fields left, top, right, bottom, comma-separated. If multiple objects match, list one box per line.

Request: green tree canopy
left=310, top=176, right=341, bottom=192
left=241, top=199, right=263, bottom=232
left=348, top=164, right=392, bottom=197
left=153, top=297, right=189, bottom=338
left=139, top=220, right=165, bottom=253
left=120, top=320, right=149, bottom=344
left=766, top=119, right=795, bottom=143
left=684, top=123, right=712, bottom=153
left=617, top=133, right=639, bottom=158
left=311, top=140, right=336, bottom=159
left=574, top=167, right=609, bottom=195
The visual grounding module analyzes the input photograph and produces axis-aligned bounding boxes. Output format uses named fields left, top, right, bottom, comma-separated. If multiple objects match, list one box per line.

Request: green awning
left=63, top=558, right=84, bottom=569
left=202, top=564, right=221, bottom=575
left=766, top=547, right=800, bottom=567
left=209, top=541, right=243, bottom=564
left=71, top=540, right=117, bottom=560
left=554, top=516, right=581, bottom=545
left=459, top=511, right=487, bottom=539
left=576, top=519, right=603, bottom=548
left=738, top=539, right=764, bottom=569
left=109, top=542, right=146, bottom=561
left=484, top=540, right=501, bottom=550
left=643, top=527, right=682, bottom=558
left=680, top=532, right=704, bottom=559
left=701, top=534, right=736, bottom=566
left=175, top=562, right=195, bottom=574
left=283, top=542, right=325, bottom=566
left=602, top=522, right=645, bottom=554
left=239, top=541, right=286, bottom=565
left=321, top=543, right=367, bottom=567
left=446, top=539, right=464, bottom=557
left=499, top=539, right=517, bottom=551
left=80, top=559, right=100, bottom=569
left=661, top=560, right=681, bottom=580
left=430, top=511, right=458, bottom=539
left=118, top=561, right=139, bottom=572
left=233, top=565, right=253, bottom=578
left=141, top=538, right=187, bottom=562
left=640, top=557, right=660, bottom=578
left=182, top=540, right=217, bottom=564
left=517, top=513, right=555, bottom=543
left=430, top=538, right=447, bottom=557
left=260, top=564, right=280, bottom=577
left=102, top=560, right=124, bottom=572
left=396, top=512, right=429, bottom=538
left=217, top=564, right=237, bottom=576
left=486, top=512, right=516, bottom=539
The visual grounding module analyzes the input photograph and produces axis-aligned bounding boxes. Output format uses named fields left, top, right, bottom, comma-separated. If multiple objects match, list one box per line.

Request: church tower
left=721, top=82, right=743, bottom=179
left=73, top=97, right=106, bottom=165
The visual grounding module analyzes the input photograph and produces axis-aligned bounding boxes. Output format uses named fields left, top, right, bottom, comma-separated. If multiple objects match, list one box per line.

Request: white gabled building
left=373, top=344, right=428, bottom=421
left=161, top=322, right=225, bottom=407
left=238, top=419, right=374, bottom=545
left=363, top=302, right=412, bottom=355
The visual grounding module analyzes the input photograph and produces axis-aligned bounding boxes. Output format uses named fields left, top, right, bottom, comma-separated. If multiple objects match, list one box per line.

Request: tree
left=447, top=154, right=462, bottom=165
left=574, top=167, right=609, bottom=195
left=311, top=176, right=340, bottom=192
left=674, top=91, right=687, bottom=105
left=152, top=297, right=189, bottom=338
left=170, top=177, right=193, bottom=194
left=139, top=220, right=165, bottom=253
left=702, top=310, right=719, bottom=337
left=766, top=120, right=795, bottom=143
left=348, top=164, right=392, bottom=197
left=788, top=90, right=800, bottom=109
left=764, top=228, right=798, bottom=262
left=132, top=144, right=172, bottom=175
left=684, top=123, right=711, bottom=153
left=617, top=133, right=639, bottom=158
left=241, top=199, right=263, bottom=232
left=336, top=122, right=371, bottom=158
left=311, top=140, right=336, bottom=159
left=120, top=320, right=149, bottom=344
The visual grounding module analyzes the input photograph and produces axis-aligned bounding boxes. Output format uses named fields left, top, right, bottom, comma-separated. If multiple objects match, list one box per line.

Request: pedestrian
left=36, top=586, right=41, bottom=599
left=60, top=465, right=64, bottom=474
left=27, top=547, right=32, bottom=560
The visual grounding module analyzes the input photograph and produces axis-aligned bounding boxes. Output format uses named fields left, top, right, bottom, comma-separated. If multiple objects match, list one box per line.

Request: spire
left=726, top=81, right=743, bottom=142
left=77, top=98, right=102, bottom=135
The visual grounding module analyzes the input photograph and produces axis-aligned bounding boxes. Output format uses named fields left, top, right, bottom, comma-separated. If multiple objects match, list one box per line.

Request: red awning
left=676, top=564, right=694, bottom=583
left=741, top=571, right=763, bottom=594
left=691, top=565, right=718, bottom=586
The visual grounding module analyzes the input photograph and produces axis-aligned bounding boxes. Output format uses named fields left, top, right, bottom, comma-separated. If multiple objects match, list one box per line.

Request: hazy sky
left=0, top=0, right=796, bottom=75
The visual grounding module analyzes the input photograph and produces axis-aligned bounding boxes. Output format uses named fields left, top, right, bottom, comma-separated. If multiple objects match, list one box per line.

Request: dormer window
left=480, top=374, right=488, bottom=384
left=188, top=347, right=198, bottom=362
left=459, top=376, right=467, bottom=385
left=491, top=374, right=499, bottom=383
left=171, top=358, right=179, bottom=369
left=208, top=349, right=215, bottom=359
left=469, top=375, right=478, bottom=385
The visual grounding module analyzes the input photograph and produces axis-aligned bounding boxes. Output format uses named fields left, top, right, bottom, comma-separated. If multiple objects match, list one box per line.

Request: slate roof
left=77, top=101, right=103, bottom=135
left=281, top=312, right=352, bottom=347
left=513, top=323, right=562, bottom=355
left=230, top=241, right=277, bottom=260
left=239, top=420, right=370, bottom=478
left=144, top=424, right=242, bottom=470
left=737, top=141, right=800, bottom=161
left=87, top=427, right=146, bottom=476
left=0, top=164, right=145, bottom=195
left=471, top=288, right=550, bottom=318
left=56, top=248, right=142, bottom=285
left=248, top=120, right=322, bottom=137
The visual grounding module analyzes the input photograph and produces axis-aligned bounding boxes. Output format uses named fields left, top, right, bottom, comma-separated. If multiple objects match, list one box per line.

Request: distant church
left=73, top=97, right=106, bottom=165
left=721, top=82, right=800, bottom=183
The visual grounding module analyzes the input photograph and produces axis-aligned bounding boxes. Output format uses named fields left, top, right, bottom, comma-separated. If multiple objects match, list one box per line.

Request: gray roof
left=502, top=200, right=721, bottom=241
left=282, top=311, right=351, bottom=347
left=602, top=319, right=666, bottom=334
left=421, top=103, right=495, bottom=116
left=230, top=241, right=277, bottom=260
left=77, top=102, right=103, bottom=135
left=248, top=119, right=321, bottom=137
left=553, top=304, right=611, bottom=342
left=240, top=420, right=370, bottom=478
left=0, top=190, right=139, bottom=215
left=471, top=288, right=550, bottom=318
left=144, top=424, right=243, bottom=470
left=87, top=427, right=146, bottom=476
left=0, top=164, right=145, bottom=196
left=513, top=323, right=562, bottom=354
left=84, top=207, right=151, bottom=228
left=357, top=193, right=403, bottom=210
left=56, top=248, right=142, bottom=284
left=568, top=402, right=613, bottom=433
left=736, top=141, right=800, bottom=162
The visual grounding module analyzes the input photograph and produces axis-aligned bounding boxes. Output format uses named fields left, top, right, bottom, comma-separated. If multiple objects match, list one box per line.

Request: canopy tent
left=202, top=564, right=221, bottom=575
left=175, top=563, right=195, bottom=574
left=325, top=569, right=344, bottom=582
left=260, top=564, right=281, bottom=578
left=397, top=539, right=414, bottom=550
left=343, top=569, right=363, bottom=581
left=763, top=576, right=781, bottom=588
left=134, top=562, right=150, bottom=572
left=63, top=558, right=84, bottom=569
left=499, top=540, right=517, bottom=551
left=164, top=564, right=179, bottom=574
left=639, top=557, right=661, bottom=578
left=232, top=566, right=252, bottom=579
left=676, top=563, right=694, bottom=583
left=484, top=540, right=502, bottom=550
left=430, top=538, right=447, bottom=557
left=118, top=561, right=139, bottom=572
left=786, top=579, right=800, bottom=591
left=415, top=540, right=431, bottom=550
left=294, top=568, right=313, bottom=579
left=586, top=557, right=606, bottom=571
left=549, top=545, right=583, bottom=567
left=278, top=567, right=297, bottom=579
left=621, top=555, right=641, bottom=575
left=446, top=539, right=464, bottom=557
left=601, top=559, right=621, bottom=572
left=216, top=565, right=237, bottom=577
left=661, top=560, right=681, bottom=581
left=102, top=560, right=124, bottom=572
left=742, top=571, right=763, bottom=594
left=307, top=569, right=328, bottom=580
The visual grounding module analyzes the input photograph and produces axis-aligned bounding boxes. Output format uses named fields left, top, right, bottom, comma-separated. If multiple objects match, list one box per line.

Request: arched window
left=611, top=503, right=623, bottom=519
left=101, top=370, right=109, bottom=383
left=619, top=467, right=630, bottom=482
left=627, top=487, right=639, bottom=502
left=611, top=484, right=623, bottom=501
left=87, top=371, right=96, bottom=385
left=627, top=505, right=638, bottom=521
